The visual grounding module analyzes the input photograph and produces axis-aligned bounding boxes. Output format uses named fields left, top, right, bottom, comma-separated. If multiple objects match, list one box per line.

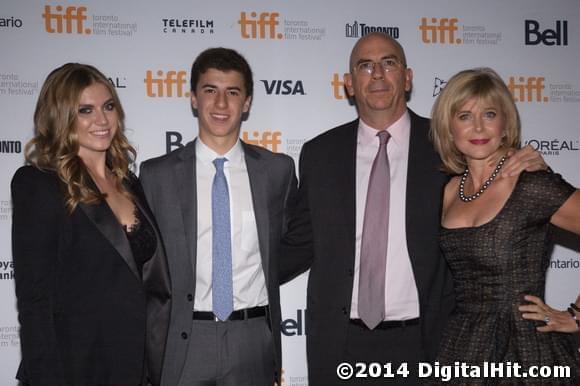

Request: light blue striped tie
left=212, top=157, right=233, bottom=321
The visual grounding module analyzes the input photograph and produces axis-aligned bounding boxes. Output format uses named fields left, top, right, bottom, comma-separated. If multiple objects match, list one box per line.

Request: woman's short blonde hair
left=25, top=63, right=136, bottom=212
left=430, top=67, right=521, bottom=174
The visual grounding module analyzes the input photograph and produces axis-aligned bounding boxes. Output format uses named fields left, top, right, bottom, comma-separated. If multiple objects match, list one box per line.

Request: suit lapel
left=338, top=121, right=358, bottom=272
left=175, top=141, right=198, bottom=270
left=79, top=200, right=140, bottom=279
left=242, top=142, right=271, bottom=283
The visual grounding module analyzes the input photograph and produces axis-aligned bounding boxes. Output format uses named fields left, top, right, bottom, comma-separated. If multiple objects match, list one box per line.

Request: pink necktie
left=358, top=130, right=390, bottom=329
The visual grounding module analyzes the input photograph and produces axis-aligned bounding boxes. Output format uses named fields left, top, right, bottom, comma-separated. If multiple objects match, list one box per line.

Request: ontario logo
left=419, top=17, right=501, bottom=45
left=42, top=4, right=137, bottom=37
left=345, top=20, right=399, bottom=39
left=238, top=11, right=325, bottom=41
left=0, top=16, right=23, bottom=28
left=433, top=77, right=447, bottom=97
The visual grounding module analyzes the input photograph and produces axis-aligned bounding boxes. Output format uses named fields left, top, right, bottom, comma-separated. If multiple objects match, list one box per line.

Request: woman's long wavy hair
left=25, top=63, right=136, bottom=213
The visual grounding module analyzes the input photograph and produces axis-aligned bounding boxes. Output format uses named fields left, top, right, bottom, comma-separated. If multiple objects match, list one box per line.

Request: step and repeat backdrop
left=1, top=1, right=579, bottom=384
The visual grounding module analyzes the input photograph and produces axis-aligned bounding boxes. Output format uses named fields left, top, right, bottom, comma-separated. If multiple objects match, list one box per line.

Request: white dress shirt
left=350, top=111, right=420, bottom=320
left=194, top=138, right=268, bottom=311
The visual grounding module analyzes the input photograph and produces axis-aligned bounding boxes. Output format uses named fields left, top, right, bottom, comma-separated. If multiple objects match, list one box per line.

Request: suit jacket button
left=348, top=269, right=353, bottom=277
left=181, top=332, right=188, bottom=339
left=187, top=294, right=193, bottom=301
left=342, top=307, right=347, bottom=315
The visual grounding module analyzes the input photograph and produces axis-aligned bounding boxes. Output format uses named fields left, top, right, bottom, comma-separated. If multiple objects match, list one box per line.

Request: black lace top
left=124, top=205, right=157, bottom=276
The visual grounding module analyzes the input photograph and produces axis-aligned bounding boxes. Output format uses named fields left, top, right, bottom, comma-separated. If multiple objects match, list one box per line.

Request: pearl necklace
left=459, top=156, right=506, bottom=202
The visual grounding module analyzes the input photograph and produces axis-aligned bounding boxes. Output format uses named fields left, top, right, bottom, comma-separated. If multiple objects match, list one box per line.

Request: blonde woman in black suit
left=12, top=63, right=171, bottom=385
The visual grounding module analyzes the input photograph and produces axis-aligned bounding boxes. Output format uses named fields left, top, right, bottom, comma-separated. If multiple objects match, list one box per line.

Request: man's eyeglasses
left=356, top=58, right=402, bottom=74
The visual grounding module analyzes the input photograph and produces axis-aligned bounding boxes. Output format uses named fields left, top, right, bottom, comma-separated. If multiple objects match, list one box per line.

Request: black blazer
left=11, top=166, right=171, bottom=386
left=281, top=110, right=455, bottom=383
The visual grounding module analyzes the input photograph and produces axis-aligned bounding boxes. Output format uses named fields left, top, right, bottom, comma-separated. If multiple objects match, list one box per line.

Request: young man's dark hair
left=190, top=47, right=253, bottom=97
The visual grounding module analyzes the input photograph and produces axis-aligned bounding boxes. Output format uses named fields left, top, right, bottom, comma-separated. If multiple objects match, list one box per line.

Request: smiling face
left=451, top=97, right=506, bottom=162
left=191, top=68, right=251, bottom=153
left=76, top=82, right=118, bottom=161
left=344, top=33, right=412, bottom=127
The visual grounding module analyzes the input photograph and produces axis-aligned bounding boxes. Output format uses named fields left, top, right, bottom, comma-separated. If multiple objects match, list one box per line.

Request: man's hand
left=501, top=145, right=548, bottom=177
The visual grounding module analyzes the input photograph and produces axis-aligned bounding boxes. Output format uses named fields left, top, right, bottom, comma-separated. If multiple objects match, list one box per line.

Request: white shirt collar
left=358, top=110, right=411, bottom=148
left=195, top=138, right=244, bottom=166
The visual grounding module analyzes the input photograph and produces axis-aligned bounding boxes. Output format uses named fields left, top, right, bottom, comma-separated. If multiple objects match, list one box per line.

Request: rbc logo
left=260, top=80, right=305, bottom=95
left=419, top=17, right=461, bottom=44
left=239, top=12, right=283, bottom=39
left=507, top=76, right=548, bottom=103
left=43, top=5, right=91, bottom=34
left=525, top=20, right=568, bottom=46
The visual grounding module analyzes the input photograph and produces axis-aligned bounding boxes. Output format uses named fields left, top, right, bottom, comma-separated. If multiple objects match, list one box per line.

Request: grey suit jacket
left=139, top=139, right=297, bottom=385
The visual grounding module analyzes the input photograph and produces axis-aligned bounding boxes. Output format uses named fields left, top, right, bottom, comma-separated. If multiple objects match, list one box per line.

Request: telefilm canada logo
left=161, top=18, right=214, bottom=35
left=238, top=11, right=326, bottom=41
left=345, top=20, right=399, bottom=38
left=42, top=4, right=137, bottom=37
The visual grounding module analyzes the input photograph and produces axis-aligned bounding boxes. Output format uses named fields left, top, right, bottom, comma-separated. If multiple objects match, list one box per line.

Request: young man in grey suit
left=140, top=48, right=297, bottom=386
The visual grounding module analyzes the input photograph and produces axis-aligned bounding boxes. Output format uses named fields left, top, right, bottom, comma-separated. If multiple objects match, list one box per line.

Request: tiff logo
left=242, top=131, right=282, bottom=152
left=331, top=73, right=347, bottom=100
left=419, top=17, right=461, bottom=44
left=239, top=12, right=283, bottom=39
left=507, top=76, right=548, bottom=103
left=525, top=20, right=568, bottom=46
left=43, top=5, right=91, bottom=34
left=144, top=70, right=189, bottom=97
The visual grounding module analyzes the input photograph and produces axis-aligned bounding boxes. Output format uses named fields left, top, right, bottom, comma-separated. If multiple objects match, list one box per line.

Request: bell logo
left=507, top=76, right=548, bottom=103
left=43, top=5, right=91, bottom=34
left=331, top=73, right=347, bottom=100
left=419, top=17, right=461, bottom=44
left=144, top=70, right=189, bottom=98
left=239, top=12, right=283, bottom=39
left=242, top=131, right=282, bottom=152
left=261, top=80, right=305, bottom=95
left=525, top=20, right=568, bottom=46
left=281, top=309, right=307, bottom=336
